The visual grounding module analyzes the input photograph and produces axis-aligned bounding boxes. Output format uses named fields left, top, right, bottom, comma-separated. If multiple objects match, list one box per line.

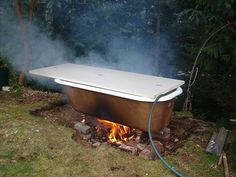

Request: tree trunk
left=29, top=0, right=38, bottom=23
left=15, top=1, right=29, bottom=87
left=155, top=2, right=161, bottom=75
left=15, top=0, right=37, bottom=87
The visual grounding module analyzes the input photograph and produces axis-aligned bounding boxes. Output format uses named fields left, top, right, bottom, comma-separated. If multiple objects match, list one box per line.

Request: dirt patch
left=30, top=97, right=210, bottom=157
left=30, top=101, right=83, bottom=128
left=0, top=133, right=4, bottom=139
left=17, top=88, right=62, bottom=104
left=179, top=152, right=195, bottom=162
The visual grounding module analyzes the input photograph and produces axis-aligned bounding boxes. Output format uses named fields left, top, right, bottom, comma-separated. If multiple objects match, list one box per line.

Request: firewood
left=222, top=152, right=229, bottom=177
left=217, top=153, right=223, bottom=166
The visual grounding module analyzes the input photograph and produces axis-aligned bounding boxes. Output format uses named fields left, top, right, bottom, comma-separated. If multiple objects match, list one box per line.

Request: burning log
left=96, top=118, right=135, bottom=145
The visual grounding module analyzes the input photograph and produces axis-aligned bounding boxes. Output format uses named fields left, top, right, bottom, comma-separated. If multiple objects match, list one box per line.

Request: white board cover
left=29, top=63, right=185, bottom=101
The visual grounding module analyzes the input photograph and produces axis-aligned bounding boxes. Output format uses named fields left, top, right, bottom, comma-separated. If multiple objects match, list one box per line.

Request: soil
left=17, top=88, right=62, bottom=104
left=30, top=102, right=83, bottom=128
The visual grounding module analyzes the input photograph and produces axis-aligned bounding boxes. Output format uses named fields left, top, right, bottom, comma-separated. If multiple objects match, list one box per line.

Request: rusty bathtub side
left=64, top=86, right=174, bottom=133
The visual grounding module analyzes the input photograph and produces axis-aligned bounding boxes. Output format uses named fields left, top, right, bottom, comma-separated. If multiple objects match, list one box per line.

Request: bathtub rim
left=55, top=78, right=183, bottom=102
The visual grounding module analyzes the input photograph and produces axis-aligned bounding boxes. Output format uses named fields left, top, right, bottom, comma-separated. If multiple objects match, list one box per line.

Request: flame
left=96, top=118, right=135, bottom=144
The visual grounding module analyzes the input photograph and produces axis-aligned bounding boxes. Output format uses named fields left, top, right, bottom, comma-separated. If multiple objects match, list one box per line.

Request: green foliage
left=174, top=0, right=236, bottom=121
left=0, top=53, right=9, bottom=68
left=176, top=0, right=236, bottom=69
left=0, top=53, right=20, bottom=94
left=3, top=0, right=236, bottom=122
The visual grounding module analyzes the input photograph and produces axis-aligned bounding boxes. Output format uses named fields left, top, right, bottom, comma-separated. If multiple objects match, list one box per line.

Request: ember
left=96, top=118, right=135, bottom=144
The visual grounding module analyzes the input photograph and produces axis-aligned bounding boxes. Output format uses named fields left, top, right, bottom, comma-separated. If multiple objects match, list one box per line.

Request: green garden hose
left=148, top=94, right=184, bottom=177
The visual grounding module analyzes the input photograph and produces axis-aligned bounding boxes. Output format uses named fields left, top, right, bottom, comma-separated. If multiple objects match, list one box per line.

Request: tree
left=15, top=0, right=38, bottom=86
left=176, top=0, right=236, bottom=120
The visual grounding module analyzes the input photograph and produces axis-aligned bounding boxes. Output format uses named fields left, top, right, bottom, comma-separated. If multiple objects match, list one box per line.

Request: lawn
left=0, top=90, right=235, bottom=177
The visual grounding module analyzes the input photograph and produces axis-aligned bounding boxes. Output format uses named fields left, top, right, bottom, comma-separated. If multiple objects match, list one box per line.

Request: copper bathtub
left=63, top=85, right=178, bottom=133
left=29, top=63, right=184, bottom=133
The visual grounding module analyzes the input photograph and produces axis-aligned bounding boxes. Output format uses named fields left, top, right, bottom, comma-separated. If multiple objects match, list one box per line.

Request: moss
left=174, top=111, right=193, bottom=118
left=167, top=138, right=236, bottom=177
left=1, top=161, right=34, bottom=177
left=0, top=150, right=18, bottom=159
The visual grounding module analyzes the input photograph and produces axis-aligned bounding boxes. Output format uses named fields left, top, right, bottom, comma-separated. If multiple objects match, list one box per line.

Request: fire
left=96, top=118, right=135, bottom=144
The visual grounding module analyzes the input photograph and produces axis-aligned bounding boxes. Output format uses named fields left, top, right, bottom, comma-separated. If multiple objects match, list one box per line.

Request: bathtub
left=30, top=63, right=184, bottom=133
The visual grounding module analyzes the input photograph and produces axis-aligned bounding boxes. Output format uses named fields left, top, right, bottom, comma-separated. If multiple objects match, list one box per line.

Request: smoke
left=0, top=2, right=73, bottom=71
left=77, top=38, right=159, bottom=75
left=0, top=1, right=174, bottom=87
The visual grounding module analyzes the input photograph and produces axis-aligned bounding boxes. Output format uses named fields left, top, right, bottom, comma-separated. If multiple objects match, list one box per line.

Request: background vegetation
left=1, top=0, right=236, bottom=124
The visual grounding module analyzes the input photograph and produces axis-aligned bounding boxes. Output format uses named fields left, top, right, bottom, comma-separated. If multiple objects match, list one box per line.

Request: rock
left=152, top=128, right=171, bottom=141
left=139, top=149, right=155, bottom=160
left=147, top=141, right=164, bottom=154
left=165, top=143, right=175, bottom=151
left=137, top=143, right=146, bottom=151
left=174, top=138, right=179, bottom=142
left=135, top=129, right=143, bottom=143
left=80, top=134, right=91, bottom=140
left=135, top=136, right=141, bottom=143
left=126, top=140, right=137, bottom=147
left=74, top=122, right=91, bottom=134
left=2, top=86, right=11, bottom=92
left=10, top=159, right=17, bottom=163
left=92, top=142, right=101, bottom=147
left=139, top=141, right=164, bottom=160
left=90, top=139, right=98, bottom=143
left=119, top=144, right=138, bottom=155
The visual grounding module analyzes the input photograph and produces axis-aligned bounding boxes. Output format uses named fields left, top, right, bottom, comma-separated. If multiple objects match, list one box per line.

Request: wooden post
left=222, top=152, right=229, bottom=177
left=217, top=152, right=223, bottom=166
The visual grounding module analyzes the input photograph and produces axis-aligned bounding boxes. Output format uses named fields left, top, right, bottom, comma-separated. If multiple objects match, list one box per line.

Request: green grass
left=0, top=91, right=235, bottom=177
